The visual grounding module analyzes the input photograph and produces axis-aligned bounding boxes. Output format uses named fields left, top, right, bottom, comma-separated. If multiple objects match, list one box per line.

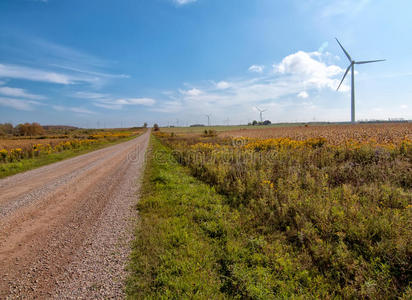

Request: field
left=220, top=123, right=412, bottom=145
left=128, top=123, right=412, bottom=299
left=0, top=128, right=144, bottom=178
left=158, top=123, right=313, bottom=134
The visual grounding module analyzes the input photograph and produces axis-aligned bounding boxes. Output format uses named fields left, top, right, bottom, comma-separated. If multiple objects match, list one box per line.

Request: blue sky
left=0, top=0, right=411, bottom=127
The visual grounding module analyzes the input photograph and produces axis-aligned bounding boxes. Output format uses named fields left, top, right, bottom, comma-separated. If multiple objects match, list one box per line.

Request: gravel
left=0, top=131, right=150, bottom=299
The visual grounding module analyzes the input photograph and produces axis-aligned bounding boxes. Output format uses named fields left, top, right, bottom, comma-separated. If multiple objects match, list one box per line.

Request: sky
left=0, top=0, right=411, bottom=127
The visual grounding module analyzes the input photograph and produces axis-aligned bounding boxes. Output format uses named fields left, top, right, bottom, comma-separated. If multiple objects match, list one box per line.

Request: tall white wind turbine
left=336, top=38, right=385, bottom=123
left=256, top=107, right=267, bottom=123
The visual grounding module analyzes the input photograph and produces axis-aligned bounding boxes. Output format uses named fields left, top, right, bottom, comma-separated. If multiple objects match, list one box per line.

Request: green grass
left=0, top=135, right=137, bottom=179
left=126, top=136, right=230, bottom=298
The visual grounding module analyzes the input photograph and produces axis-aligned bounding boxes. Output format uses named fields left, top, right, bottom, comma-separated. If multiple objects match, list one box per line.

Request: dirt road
left=0, top=130, right=150, bottom=299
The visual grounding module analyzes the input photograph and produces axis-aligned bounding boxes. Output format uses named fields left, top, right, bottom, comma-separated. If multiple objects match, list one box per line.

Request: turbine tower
left=336, top=38, right=385, bottom=123
left=256, top=107, right=267, bottom=123
left=205, top=114, right=211, bottom=126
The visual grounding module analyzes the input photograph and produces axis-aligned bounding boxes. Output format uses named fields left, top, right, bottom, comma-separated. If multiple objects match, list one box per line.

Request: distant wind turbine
left=336, top=38, right=385, bottom=123
left=205, top=114, right=211, bottom=126
left=256, top=107, right=267, bottom=123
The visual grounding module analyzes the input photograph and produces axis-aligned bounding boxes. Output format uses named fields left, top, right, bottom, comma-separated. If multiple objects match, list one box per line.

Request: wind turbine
left=256, top=107, right=267, bottom=123
left=205, top=114, right=211, bottom=126
left=336, top=38, right=385, bottom=123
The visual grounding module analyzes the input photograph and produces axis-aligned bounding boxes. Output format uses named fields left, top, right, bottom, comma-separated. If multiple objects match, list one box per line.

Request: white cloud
left=248, top=65, right=265, bottom=73
left=52, top=105, right=95, bottom=114
left=174, top=0, right=197, bottom=5
left=298, top=91, right=309, bottom=99
left=216, top=81, right=230, bottom=89
left=116, top=98, right=155, bottom=106
left=74, top=91, right=156, bottom=110
left=0, top=97, right=41, bottom=111
left=75, top=91, right=110, bottom=99
left=0, top=86, right=45, bottom=100
left=400, top=104, right=408, bottom=109
left=51, top=64, right=129, bottom=80
left=0, top=63, right=90, bottom=85
left=180, top=88, right=202, bottom=96
left=93, top=97, right=156, bottom=110
left=274, top=51, right=346, bottom=90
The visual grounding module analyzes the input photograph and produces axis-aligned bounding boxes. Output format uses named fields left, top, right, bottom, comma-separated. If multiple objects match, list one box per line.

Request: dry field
left=220, top=122, right=412, bottom=145
left=0, top=138, right=69, bottom=151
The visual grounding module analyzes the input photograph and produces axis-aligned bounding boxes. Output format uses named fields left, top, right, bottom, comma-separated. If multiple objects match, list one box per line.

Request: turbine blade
left=337, top=64, right=351, bottom=91
left=355, top=59, right=386, bottom=64
left=335, top=38, right=352, bottom=62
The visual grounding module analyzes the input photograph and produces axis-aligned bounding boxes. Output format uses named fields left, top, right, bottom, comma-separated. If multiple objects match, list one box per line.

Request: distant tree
left=32, top=122, right=45, bottom=135
left=252, top=120, right=258, bottom=126
left=15, top=122, right=44, bottom=136
left=0, top=123, right=14, bottom=136
left=263, top=120, right=271, bottom=125
left=143, top=122, right=148, bottom=128
left=153, top=123, right=160, bottom=131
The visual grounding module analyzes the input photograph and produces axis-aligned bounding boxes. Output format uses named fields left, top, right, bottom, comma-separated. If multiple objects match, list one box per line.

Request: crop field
left=219, top=122, right=412, bottom=145
left=131, top=123, right=412, bottom=299
left=158, top=123, right=312, bottom=134
left=0, top=129, right=143, bottom=178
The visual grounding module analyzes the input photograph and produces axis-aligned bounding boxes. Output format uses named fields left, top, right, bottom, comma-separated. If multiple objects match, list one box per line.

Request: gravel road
left=0, top=130, right=150, bottom=299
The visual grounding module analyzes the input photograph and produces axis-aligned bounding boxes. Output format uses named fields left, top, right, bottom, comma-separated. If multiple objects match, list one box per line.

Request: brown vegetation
left=220, top=123, right=412, bottom=145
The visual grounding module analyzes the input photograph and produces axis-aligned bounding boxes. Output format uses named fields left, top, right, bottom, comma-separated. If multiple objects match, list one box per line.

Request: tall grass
left=155, top=133, right=412, bottom=298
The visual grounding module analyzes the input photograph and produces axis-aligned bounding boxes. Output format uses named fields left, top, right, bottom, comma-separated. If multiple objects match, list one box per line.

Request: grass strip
left=126, top=136, right=237, bottom=299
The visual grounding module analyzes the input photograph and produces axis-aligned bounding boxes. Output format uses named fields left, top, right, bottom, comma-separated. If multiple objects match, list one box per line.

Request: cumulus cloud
left=0, top=86, right=45, bottom=100
left=180, top=88, right=202, bottom=96
left=248, top=65, right=265, bottom=73
left=274, top=51, right=345, bottom=90
left=216, top=81, right=230, bottom=89
left=298, top=91, right=309, bottom=99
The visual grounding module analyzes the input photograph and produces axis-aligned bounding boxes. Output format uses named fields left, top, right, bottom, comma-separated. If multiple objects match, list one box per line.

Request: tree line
left=0, top=123, right=45, bottom=137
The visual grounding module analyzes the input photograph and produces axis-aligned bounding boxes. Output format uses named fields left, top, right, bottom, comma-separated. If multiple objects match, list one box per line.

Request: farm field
left=220, top=122, right=412, bottom=145
left=159, top=122, right=318, bottom=134
left=130, top=123, right=412, bottom=299
left=0, top=128, right=144, bottom=178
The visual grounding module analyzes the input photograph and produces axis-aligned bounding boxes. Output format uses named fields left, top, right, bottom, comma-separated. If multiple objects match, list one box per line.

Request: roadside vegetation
left=132, top=126, right=411, bottom=299
left=0, top=125, right=144, bottom=178
left=126, top=137, right=229, bottom=298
